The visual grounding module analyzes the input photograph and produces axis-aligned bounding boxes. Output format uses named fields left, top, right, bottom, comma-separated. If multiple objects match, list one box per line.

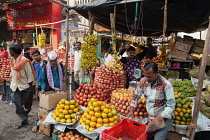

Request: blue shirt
left=33, top=62, right=43, bottom=84
left=41, top=66, right=61, bottom=91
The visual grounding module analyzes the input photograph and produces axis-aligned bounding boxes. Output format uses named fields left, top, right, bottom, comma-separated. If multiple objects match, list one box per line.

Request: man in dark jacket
left=145, top=38, right=157, bottom=59
left=24, top=47, right=33, bottom=61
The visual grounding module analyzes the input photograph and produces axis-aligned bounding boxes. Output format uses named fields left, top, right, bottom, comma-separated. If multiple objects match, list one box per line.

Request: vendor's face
left=143, top=69, right=158, bottom=84
left=33, top=53, right=41, bottom=61
left=127, top=51, right=135, bottom=58
left=49, top=58, right=57, bottom=68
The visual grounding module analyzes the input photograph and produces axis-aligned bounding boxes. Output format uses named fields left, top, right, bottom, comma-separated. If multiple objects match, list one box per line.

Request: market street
left=0, top=100, right=50, bottom=140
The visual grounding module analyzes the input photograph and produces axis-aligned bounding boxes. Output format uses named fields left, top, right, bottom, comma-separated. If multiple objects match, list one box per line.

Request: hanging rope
left=163, top=0, right=168, bottom=41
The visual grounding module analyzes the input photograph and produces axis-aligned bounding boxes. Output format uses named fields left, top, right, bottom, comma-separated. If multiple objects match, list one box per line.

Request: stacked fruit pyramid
left=172, top=92, right=193, bottom=125
left=111, top=88, right=148, bottom=118
left=52, top=99, right=84, bottom=124
left=94, top=59, right=127, bottom=91
left=79, top=98, right=120, bottom=132
left=81, top=35, right=98, bottom=70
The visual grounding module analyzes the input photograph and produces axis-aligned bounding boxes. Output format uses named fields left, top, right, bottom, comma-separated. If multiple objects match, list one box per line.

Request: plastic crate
left=102, top=119, right=148, bottom=140
left=52, top=130, right=60, bottom=140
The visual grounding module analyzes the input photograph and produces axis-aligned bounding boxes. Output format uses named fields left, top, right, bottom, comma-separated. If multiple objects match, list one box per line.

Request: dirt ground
left=0, top=98, right=186, bottom=140
left=0, top=99, right=51, bottom=140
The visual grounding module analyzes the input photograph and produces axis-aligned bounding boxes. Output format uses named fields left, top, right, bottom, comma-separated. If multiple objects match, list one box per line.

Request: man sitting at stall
left=40, top=51, right=64, bottom=93
left=145, top=38, right=157, bottom=59
left=0, top=45, right=8, bottom=58
left=118, top=43, right=147, bottom=83
left=128, top=62, right=175, bottom=140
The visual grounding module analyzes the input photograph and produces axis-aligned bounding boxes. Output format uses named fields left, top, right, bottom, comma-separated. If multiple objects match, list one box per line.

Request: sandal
left=32, top=125, right=39, bottom=133
left=14, top=121, right=29, bottom=129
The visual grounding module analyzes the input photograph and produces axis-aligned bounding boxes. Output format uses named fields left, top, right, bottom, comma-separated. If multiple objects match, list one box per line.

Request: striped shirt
left=131, top=75, right=175, bottom=119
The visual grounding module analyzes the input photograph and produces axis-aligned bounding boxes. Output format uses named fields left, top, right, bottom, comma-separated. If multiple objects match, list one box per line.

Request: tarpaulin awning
left=69, top=0, right=210, bottom=36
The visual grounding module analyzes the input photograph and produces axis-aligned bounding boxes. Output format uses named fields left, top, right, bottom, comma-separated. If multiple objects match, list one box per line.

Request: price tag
left=134, top=69, right=141, bottom=79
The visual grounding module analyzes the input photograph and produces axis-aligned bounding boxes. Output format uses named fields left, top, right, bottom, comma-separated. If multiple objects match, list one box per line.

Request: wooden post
left=110, top=4, right=117, bottom=55
left=187, top=17, right=210, bottom=140
left=88, top=10, right=95, bottom=35
left=64, top=8, right=70, bottom=98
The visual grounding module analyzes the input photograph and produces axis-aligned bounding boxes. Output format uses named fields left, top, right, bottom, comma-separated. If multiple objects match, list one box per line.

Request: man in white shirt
left=74, top=42, right=84, bottom=85
left=105, top=48, right=114, bottom=65
left=9, top=44, right=35, bottom=129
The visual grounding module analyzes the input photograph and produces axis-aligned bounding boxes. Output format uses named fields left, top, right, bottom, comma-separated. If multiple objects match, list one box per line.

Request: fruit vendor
left=9, top=44, right=36, bottom=129
left=145, top=38, right=157, bottom=59
left=74, top=42, right=84, bottom=85
left=118, top=43, right=148, bottom=82
left=40, top=51, right=64, bottom=92
left=129, top=62, right=175, bottom=140
left=0, top=44, right=8, bottom=58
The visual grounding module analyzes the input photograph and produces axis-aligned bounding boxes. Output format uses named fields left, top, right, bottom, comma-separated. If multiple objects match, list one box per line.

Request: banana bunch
left=81, top=35, right=99, bottom=70
left=75, top=110, right=84, bottom=120
left=107, top=58, right=124, bottom=73
left=38, top=33, right=46, bottom=48
left=83, top=35, right=99, bottom=46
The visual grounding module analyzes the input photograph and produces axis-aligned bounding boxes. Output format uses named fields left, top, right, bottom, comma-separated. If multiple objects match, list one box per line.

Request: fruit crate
left=52, top=128, right=95, bottom=140
left=102, top=118, right=148, bottom=140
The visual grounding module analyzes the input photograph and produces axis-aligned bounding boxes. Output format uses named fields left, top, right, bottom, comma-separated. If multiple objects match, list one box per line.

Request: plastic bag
left=146, top=116, right=166, bottom=132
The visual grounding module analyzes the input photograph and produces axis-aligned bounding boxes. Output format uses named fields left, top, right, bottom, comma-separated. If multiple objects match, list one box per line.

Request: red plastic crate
left=102, top=118, right=148, bottom=140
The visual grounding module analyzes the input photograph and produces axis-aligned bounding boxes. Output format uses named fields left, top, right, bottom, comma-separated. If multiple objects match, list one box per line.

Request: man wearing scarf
left=9, top=44, right=36, bottom=129
left=40, top=51, right=64, bottom=93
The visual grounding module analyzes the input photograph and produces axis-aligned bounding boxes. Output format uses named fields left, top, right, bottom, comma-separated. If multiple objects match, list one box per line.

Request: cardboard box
left=171, top=51, right=188, bottom=60
left=193, top=46, right=203, bottom=54
left=39, top=92, right=67, bottom=110
left=175, top=41, right=192, bottom=53
left=38, top=108, right=50, bottom=121
left=39, top=122, right=53, bottom=137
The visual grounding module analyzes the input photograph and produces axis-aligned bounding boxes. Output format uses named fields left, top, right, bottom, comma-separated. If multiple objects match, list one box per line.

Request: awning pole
left=187, top=17, right=210, bottom=140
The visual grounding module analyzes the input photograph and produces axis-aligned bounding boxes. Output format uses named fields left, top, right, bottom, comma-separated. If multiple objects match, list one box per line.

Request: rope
left=163, top=0, right=168, bottom=41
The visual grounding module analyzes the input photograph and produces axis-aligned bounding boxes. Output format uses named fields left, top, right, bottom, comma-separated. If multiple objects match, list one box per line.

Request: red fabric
left=0, top=50, right=8, bottom=58
left=10, top=54, right=36, bottom=80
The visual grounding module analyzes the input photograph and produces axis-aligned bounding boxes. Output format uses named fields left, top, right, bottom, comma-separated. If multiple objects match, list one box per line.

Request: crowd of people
left=0, top=37, right=175, bottom=140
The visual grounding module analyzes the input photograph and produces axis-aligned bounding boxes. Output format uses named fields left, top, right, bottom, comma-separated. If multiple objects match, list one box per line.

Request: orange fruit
left=97, top=118, right=103, bottom=124
left=72, top=119, right=76, bottom=122
left=66, top=119, right=72, bottom=123
left=85, top=125, right=90, bottom=130
left=174, top=111, right=178, bottom=116
left=114, top=120, right=118, bottom=125
left=95, top=112, right=102, bottom=118
left=63, top=110, right=69, bottom=115
left=59, top=113, right=65, bottom=119
left=98, top=101, right=103, bottom=106
left=71, top=113, right=76, bottom=119
left=89, top=127, right=95, bottom=132
left=65, top=114, right=71, bottom=119
left=70, top=105, right=75, bottom=109
left=109, top=122, right=115, bottom=127
left=182, top=109, right=187, bottom=113
left=60, top=119, right=66, bottom=123
left=68, top=109, right=73, bottom=114
left=187, top=109, right=191, bottom=114
left=175, top=108, right=181, bottom=112
left=103, top=118, right=109, bottom=123
left=86, top=115, right=91, bottom=120
left=109, top=117, right=114, bottom=122
left=74, top=108, right=79, bottom=113
left=179, top=112, right=184, bottom=117
left=85, top=119, right=91, bottom=125
left=60, top=104, right=65, bottom=108
left=94, top=107, right=100, bottom=112
left=93, top=102, right=99, bottom=107
left=175, top=116, right=181, bottom=121
left=83, top=112, right=88, bottom=117
left=103, top=108, right=109, bottom=113
left=105, top=104, right=111, bottom=108
left=56, top=117, right=61, bottom=122
left=81, top=122, right=85, bottom=125
left=110, top=105, right=116, bottom=109
left=89, top=111, right=95, bottom=116
left=90, top=122, right=96, bottom=128
left=112, top=109, right=117, bottom=115
left=103, top=123, right=109, bottom=127
left=60, top=99, right=66, bottom=104
left=108, top=112, right=113, bottom=118
left=65, top=101, right=70, bottom=105
left=96, top=123, right=103, bottom=128
left=102, top=113, right=108, bottom=118
left=90, top=98, right=97, bottom=103
left=82, top=117, right=87, bottom=122
left=113, top=115, right=118, bottom=120
left=53, top=115, right=57, bottom=120
left=59, top=109, right=64, bottom=113
left=91, top=116, right=97, bottom=122
left=101, top=105, right=105, bottom=111
left=88, top=106, right=94, bottom=111
left=64, top=105, right=70, bottom=110
left=75, top=103, right=79, bottom=108
left=70, top=100, right=76, bottom=105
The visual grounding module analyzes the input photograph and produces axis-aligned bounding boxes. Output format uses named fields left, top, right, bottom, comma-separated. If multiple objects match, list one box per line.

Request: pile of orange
left=52, top=99, right=83, bottom=123
left=172, top=92, right=193, bottom=125
left=80, top=98, right=120, bottom=132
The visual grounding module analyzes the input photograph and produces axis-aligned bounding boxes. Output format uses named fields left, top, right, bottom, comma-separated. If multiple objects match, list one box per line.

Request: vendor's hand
left=155, top=116, right=164, bottom=123
left=38, top=91, right=44, bottom=97
left=127, top=109, right=134, bottom=121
